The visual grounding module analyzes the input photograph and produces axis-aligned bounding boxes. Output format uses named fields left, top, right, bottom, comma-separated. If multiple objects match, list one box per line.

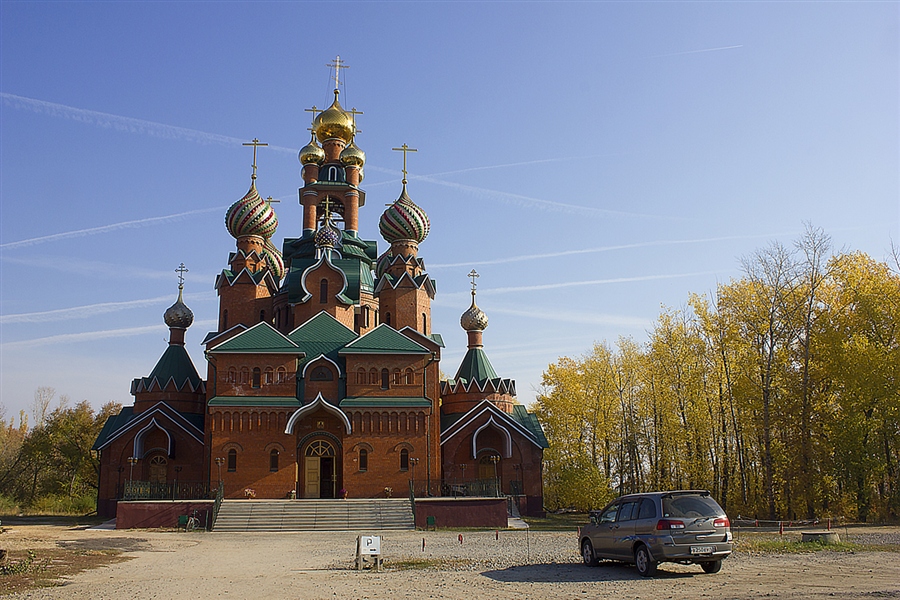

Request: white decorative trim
left=284, top=392, right=351, bottom=435
left=441, top=400, right=541, bottom=450
left=301, top=354, right=343, bottom=379
left=289, top=310, right=357, bottom=337
left=133, top=417, right=173, bottom=458
left=298, top=253, right=350, bottom=305
left=97, top=402, right=204, bottom=450
left=472, top=416, right=513, bottom=458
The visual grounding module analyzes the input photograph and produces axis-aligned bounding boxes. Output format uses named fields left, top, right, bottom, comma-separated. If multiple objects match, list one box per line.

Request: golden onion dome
left=460, top=298, right=488, bottom=331
left=340, top=140, right=365, bottom=168
left=314, top=91, right=354, bottom=144
left=298, top=133, right=325, bottom=165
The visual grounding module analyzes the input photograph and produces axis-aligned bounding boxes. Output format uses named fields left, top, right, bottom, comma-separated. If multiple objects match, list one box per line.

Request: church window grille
left=252, top=367, right=261, bottom=388
left=356, top=368, right=366, bottom=384
left=359, top=448, right=368, bottom=472
left=276, top=366, right=287, bottom=383
left=269, top=449, right=279, bottom=472
left=381, top=368, right=390, bottom=390
left=405, top=368, right=414, bottom=385
left=393, top=369, right=401, bottom=385
left=400, top=448, right=409, bottom=471
left=305, top=440, right=335, bottom=457
left=227, top=449, right=237, bottom=472
left=369, top=369, right=378, bottom=385
left=265, top=367, right=274, bottom=385
left=320, top=279, right=328, bottom=304
left=310, top=366, right=333, bottom=381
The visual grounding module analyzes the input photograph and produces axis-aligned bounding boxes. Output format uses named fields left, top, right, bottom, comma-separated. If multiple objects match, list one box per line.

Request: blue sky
left=1, top=2, right=897, bottom=420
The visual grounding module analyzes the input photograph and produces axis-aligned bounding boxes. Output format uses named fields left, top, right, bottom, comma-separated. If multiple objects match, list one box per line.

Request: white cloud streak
left=0, top=319, right=218, bottom=349
left=428, top=232, right=793, bottom=269
left=0, top=207, right=227, bottom=250
left=1, top=292, right=215, bottom=324
left=649, top=45, right=744, bottom=59
left=478, top=271, right=723, bottom=296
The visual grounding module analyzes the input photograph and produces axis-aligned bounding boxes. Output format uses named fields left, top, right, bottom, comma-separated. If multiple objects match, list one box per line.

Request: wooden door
left=304, top=456, right=320, bottom=498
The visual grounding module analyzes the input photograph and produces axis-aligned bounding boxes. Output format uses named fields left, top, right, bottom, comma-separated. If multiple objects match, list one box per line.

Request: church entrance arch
left=303, top=440, right=336, bottom=499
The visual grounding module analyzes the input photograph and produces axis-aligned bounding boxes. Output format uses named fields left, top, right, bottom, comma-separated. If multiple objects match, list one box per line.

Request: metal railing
left=209, top=482, right=224, bottom=531
left=405, top=478, right=506, bottom=498
left=122, top=480, right=214, bottom=501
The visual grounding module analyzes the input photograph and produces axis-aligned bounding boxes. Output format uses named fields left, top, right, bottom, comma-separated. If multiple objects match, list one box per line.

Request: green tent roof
left=340, top=324, right=430, bottom=355
left=454, top=347, right=498, bottom=382
left=141, top=345, right=202, bottom=390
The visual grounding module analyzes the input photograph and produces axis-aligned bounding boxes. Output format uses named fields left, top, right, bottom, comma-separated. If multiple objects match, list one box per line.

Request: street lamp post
left=127, top=456, right=138, bottom=482
left=409, top=457, right=420, bottom=496
left=214, top=457, right=225, bottom=483
left=489, top=455, right=501, bottom=497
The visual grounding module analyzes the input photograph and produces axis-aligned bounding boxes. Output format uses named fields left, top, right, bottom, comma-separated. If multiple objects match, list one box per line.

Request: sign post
left=355, top=535, right=383, bottom=571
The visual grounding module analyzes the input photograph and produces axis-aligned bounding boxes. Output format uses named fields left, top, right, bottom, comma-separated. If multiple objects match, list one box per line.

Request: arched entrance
left=148, top=455, right=167, bottom=484
left=303, top=440, right=336, bottom=498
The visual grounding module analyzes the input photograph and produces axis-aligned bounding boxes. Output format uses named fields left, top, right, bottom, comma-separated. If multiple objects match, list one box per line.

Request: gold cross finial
left=326, top=55, right=349, bottom=91
left=175, top=263, right=189, bottom=289
left=242, top=138, right=268, bottom=180
left=468, top=269, right=479, bottom=296
left=321, top=197, right=334, bottom=223
left=304, top=106, right=321, bottom=128
left=348, top=107, right=364, bottom=136
left=267, top=195, right=280, bottom=204
left=391, top=143, right=418, bottom=184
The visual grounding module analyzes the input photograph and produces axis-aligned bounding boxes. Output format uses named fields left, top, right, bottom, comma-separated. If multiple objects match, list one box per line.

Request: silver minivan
left=579, top=490, right=733, bottom=576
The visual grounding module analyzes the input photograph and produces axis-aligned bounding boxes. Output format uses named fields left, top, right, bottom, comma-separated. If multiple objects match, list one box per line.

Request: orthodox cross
left=348, top=107, right=364, bottom=135
left=392, top=143, right=418, bottom=184
left=468, top=269, right=479, bottom=295
left=304, top=106, right=321, bottom=127
left=242, top=138, right=268, bottom=180
left=321, top=196, right=334, bottom=222
left=267, top=195, right=280, bottom=205
left=326, top=56, right=349, bottom=90
left=175, top=263, right=189, bottom=289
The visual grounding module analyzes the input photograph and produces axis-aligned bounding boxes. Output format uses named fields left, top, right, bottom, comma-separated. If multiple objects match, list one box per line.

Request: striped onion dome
left=225, top=182, right=278, bottom=239
left=262, top=240, right=285, bottom=281
left=164, top=287, right=194, bottom=329
left=299, top=133, right=325, bottom=165
left=379, top=185, right=429, bottom=244
left=375, top=251, right=392, bottom=279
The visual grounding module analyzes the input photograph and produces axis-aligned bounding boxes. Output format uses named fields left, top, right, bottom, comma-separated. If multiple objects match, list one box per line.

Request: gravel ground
left=2, top=525, right=899, bottom=599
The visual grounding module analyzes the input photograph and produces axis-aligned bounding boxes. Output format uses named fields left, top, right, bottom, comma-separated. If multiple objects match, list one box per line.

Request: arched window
left=381, top=368, right=390, bottom=390
left=363, top=306, right=370, bottom=327
left=227, top=449, right=237, bottom=472
left=264, top=367, right=274, bottom=385
left=310, top=366, right=333, bottom=381
left=240, top=367, right=250, bottom=384
left=359, top=448, right=368, bottom=472
left=228, top=368, right=237, bottom=384
left=320, top=279, right=328, bottom=304
left=276, top=366, right=287, bottom=383
left=269, top=449, right=279, bottom=472
left=356, top=368, right=366, bottom=385
left=369, top=369, right=378, bottom=385
left=393, top=369, right=401, bottom=385
left=149, top=455, right=167, bottom=484
left=252, top=367, right=261, bottom=388
left=399, top=448, right=409, bottom=471
left=385, top=312, right=391, bottom=327
left=405, top=368, right=414, bottom=385
left=422, top=312, right=427, bottom=334
left=375, top=310, right=379, bottom=325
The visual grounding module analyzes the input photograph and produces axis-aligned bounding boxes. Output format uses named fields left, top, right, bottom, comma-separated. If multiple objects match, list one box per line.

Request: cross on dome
left=304, top=106, right=321, bottom=127
left=392, top=143, right=418, bottom=184
left=175, top=263, right=189, bottom=289
left=468, top=269, right=479, bottom=296
left=326, top=55, right=349, bottom=91
left=242, top=138, right=268, bottom=180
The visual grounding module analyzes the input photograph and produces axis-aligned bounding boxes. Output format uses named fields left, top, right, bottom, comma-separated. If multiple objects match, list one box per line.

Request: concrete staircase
left=213, top=498, right=415, bottom=532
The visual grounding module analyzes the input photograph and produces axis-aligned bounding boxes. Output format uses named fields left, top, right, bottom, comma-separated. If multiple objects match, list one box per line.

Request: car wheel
left=700, top=559, right=722, bottom=574
left=581, top=539, right=599, bottom=567
left=634, top=545, right=657, bottom=577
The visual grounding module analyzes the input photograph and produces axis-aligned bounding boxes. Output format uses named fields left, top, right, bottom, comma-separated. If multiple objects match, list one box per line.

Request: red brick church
left=93, top=64, right=547, bottom=521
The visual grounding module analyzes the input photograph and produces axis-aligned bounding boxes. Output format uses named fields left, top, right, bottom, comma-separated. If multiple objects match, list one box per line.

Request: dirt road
left=2, top=523, right=898, bottom=598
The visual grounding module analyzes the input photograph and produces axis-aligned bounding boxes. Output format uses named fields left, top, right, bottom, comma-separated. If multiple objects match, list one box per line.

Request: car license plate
left=691, top=545, right=714, bottom=555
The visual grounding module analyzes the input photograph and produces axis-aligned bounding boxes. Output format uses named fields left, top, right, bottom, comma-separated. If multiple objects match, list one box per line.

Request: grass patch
left=522, top=512, right=588, bottom=531
left=0, top=547, right=132, bottom=595
left=734, top=535, right=900, bottom=554
left=388, top=558, right=468, bottom=570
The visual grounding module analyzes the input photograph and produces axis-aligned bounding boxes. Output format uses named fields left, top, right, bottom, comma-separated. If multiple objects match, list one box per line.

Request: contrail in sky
left=0, top=206, right=226, bottom=250
left=0, top=292, right=214, bottom=324
left=429, top=232, right=796, bottom=269
left=0, top=319, right=218, bottom=349
left=650, top=45, right=744, bottom=58
left=476, top=271, right=722, bottom=296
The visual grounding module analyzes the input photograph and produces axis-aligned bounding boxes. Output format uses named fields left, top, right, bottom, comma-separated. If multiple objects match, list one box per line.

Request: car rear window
left=662, top=494, right=723, bottom=518
left=637, top=498, right=656, bottom=519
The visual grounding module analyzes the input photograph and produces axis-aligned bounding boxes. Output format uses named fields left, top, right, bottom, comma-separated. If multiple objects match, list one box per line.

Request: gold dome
left=340, top=140, right=365, bottom=168
left=298, top=133, right=325, bottom=165
left=314, top=91, right=354, bottom=144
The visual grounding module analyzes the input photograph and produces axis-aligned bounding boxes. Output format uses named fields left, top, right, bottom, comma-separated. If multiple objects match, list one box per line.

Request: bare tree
left=31, top=386, right=56, bottom=429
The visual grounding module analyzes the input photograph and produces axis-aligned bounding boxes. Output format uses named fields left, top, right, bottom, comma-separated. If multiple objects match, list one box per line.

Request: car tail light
left=714, top=518, right=730, bottom=528
left=656, top=519, right=686, bottom=530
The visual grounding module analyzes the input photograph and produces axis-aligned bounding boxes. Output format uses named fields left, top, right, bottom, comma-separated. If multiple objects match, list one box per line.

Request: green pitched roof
left=339, top=324, right=430, bottom=355
left=92, top=407, right=134, bottom=450
left=454, top=347, right=498, bottom=382
left=141, top=345, right=202, bottom=390
left=210, top=322, right=302, bottom=353
left=289, top=312, right=357, bottom=369
left=512, top=405, right=549, bottom=448
left=340, top=397, right=432, bottom=408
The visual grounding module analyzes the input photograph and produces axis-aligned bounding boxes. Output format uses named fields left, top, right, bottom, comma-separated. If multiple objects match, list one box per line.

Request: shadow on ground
left=481, top=561, right=698, bottom=583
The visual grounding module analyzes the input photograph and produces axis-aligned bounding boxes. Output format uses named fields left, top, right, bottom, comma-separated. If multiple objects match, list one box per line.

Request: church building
left=93, top=63, right=547, bottom=521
